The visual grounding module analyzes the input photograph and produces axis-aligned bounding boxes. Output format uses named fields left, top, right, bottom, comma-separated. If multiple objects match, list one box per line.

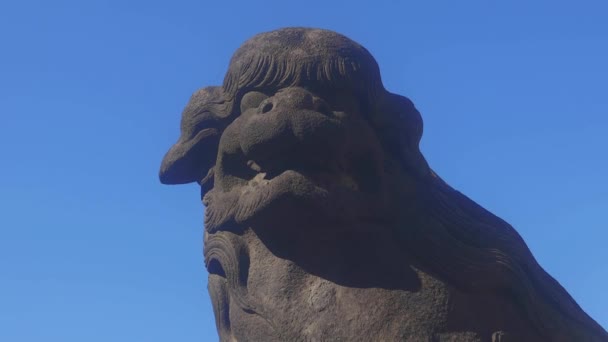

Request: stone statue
left=159, top=28, right=607, bottom=341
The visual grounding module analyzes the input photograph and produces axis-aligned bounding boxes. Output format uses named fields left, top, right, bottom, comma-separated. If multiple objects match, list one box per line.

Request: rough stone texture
left=159, top=28, right=608, bottom=341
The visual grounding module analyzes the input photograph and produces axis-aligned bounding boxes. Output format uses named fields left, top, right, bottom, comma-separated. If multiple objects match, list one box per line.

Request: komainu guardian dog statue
left=160, top=28, right=607, bottom=341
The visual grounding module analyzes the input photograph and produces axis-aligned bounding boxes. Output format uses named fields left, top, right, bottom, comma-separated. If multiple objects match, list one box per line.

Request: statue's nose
left=258, top=87, right=316, bottom=114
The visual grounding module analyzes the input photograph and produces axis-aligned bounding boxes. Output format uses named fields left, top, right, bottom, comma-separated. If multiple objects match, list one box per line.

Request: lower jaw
left=203, top=170, right=387, bottom=233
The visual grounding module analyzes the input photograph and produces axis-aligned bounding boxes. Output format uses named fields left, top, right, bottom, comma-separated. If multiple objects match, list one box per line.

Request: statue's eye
left=313, top=97, right=332, bottom=115
left=240, top=91, right=269, bottom=113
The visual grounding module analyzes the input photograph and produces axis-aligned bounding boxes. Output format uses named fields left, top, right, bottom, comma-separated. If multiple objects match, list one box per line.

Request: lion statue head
left=160, top=28, right=607, bottom=341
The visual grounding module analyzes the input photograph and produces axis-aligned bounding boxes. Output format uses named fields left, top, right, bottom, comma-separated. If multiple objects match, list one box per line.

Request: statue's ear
left=372, top=92, right=430, bottom=179
left=159, top=86, right=226, bottom=186
left=159, top=128, right=220, bottom=185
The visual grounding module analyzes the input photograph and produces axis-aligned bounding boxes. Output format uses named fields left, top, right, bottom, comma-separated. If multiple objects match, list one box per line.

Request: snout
left=256, top=87, right=324, bottom=115
left=238, top=87, right=342, bottom=165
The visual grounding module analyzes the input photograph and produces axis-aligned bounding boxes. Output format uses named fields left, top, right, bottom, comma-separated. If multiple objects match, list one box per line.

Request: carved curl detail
left=204, top=230, right=254, bottom=313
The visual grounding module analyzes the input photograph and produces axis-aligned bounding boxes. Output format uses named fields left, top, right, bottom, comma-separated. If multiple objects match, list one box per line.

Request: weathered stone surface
left=160, top=28, right=608, bottom=341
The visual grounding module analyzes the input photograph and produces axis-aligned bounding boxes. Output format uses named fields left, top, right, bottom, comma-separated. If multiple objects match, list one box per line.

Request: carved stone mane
left=160, top=28, right=607, bottom=341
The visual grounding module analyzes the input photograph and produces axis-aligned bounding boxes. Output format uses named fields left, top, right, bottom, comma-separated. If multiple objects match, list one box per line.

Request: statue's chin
left=204, top=170, right=388, bottom=233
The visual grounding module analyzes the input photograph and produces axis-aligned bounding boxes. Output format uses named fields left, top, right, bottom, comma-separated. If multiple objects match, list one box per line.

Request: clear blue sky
left=1, top=1, right=606, bottom=341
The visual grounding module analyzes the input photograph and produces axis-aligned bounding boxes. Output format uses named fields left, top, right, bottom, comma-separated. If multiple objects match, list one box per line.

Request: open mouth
left=244, top=158, right=363, bottom=194
left=202, top=148, right=385, bottom=233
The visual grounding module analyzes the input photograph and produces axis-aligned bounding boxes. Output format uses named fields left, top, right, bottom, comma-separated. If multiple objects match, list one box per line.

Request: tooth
left=247, top=160, right=262, bottom=172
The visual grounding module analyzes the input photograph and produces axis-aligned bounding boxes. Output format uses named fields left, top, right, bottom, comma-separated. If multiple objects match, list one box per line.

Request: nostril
left=261, top=101, right=274, bottom=114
